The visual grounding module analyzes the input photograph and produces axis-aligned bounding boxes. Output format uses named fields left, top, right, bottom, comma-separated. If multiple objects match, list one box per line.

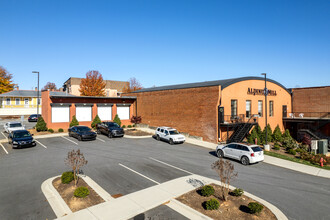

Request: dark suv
left=96, top=122, right=124, bottom=138
left=28, top=114, right=41, bottom=122
left=8, top=130, right=36, bottom=148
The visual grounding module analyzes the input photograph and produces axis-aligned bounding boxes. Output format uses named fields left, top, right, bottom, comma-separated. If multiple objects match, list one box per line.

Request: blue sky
left=1, top=0, right=329, bottom=90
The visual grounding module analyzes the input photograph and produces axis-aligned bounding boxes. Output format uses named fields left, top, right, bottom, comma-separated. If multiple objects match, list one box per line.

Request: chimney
left=35, top=87, right=38, bottom=91
left=16, top=86, right=19, bottom=90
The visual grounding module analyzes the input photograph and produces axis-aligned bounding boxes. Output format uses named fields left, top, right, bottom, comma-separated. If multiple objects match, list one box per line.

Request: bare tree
left=211, top=158, right=237, bottom=201
left=42, top=82, right=57, bottom=91
left=65, top=149, right=88, bottom=186
left=123, top=77, right=143, bottom=93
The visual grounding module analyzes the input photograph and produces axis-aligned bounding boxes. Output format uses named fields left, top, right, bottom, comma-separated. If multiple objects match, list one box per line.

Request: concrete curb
left=0, top=132, right=68, bottom=143
left=41, top=175, right=113, bottom=218
left=124, top=134, right=152, bottom=139
left=53, top=174, right=287, bottom=220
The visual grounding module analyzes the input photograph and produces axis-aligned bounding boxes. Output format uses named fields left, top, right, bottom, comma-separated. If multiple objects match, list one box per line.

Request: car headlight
left=13, top=141, right=18, bottom=144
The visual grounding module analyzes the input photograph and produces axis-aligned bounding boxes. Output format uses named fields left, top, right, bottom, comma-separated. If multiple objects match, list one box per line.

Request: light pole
left=32, top=71, right=40, bottom=115
left=261, top=73, right=269, bottom=149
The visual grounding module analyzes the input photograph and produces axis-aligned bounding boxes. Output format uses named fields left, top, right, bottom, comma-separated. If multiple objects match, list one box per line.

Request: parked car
left=28, top=114, right=41, bottom=122
left=4, top=122, right=25, bottom=133
left=216, top=143, right=264, bottom=165
left=68, top=126, right=97, bottom=141
left=96, top=122, right=124, bottom=138
left=155, top=127, right=185, bottom=145
left=8, top=130, right=36, bottom=149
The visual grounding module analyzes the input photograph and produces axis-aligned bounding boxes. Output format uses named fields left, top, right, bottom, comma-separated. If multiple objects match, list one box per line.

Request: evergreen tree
left=70, top=115, right=79, bottom=127
left=35, top=116, right=48, bottom=132
left=247, top=128, right=261, bottom=145
left=91, top=115, right=101, bottom=129
left=262, top=124, right=273, bottom=143
left=272, top=125, right=283, bottom=143
left=283, top=129, right=292, bottom=139
left=113, top=114, right=121, bottom=127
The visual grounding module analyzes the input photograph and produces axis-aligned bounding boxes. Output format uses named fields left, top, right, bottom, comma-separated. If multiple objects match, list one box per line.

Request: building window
left=246, top=100, right=251, bottom=118
left=231, top=100, right=237, bottom=117
left=6, top=98, right=10, bottom=105
left=76, top=106, right=92, bottom=122
left=258, top=100, right=263, bottom=117
left=269, top=101, right=274, bottom=117
left=98, top=106, right=112, bottom=121
left=117, top=106, right=130, bottom=120
left=24, top=98, right=29, bottom=106
left=52, top=107, right=70, bottom=123
left=37, top=98, right=41, bottom=105
left=15, top=98, right=20, bottom=105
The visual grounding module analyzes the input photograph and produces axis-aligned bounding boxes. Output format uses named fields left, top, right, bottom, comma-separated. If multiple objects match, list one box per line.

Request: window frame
left=231, top=100, right=238, bottom=117
left=269, top=100, right=274, bottom=117
left=246, top=100, right=251, bottom=118
left=258, top=100, right=263, bottom=117
left=15, top=98, right=20, bottom=105
left=6, top=98, right=10, bottom=105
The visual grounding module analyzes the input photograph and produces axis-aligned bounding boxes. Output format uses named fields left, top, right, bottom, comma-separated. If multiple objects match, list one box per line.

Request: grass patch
left=264, top=151, right=330, bottom=170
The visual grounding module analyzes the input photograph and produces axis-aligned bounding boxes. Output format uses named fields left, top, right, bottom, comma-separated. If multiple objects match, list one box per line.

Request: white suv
left=216, top=143, right=264, bottom=165
left=155, top=127, right=185, bottom=145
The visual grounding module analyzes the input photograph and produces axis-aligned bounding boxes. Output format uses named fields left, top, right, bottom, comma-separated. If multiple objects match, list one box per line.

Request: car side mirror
left=31, top=134, right=34, bottom=136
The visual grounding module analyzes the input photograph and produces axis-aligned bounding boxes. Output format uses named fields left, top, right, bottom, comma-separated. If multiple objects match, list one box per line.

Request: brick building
left=127, top=77, right=291, bottom=143
left=42, top=90, right=135, bottom=130
left=63, top=77, right=129, bottom=97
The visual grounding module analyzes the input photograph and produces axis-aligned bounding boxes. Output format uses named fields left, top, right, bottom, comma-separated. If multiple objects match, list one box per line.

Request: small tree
left=262, top=124, right=273, bottom=143
left=211, top=158, right=237, bottom=201
left=91, top=115, right=101, bottom=129
left=35, top=116, right=47, bottom=131
left=70, top=115, right=79, bottom=127
left=42, top=82, right=57, bottom=91
left=0, top=66, right=15, bottom=94
left=65, top=149, right=88, bottom=186
left=122, top=77, right=143, bottom=93
left=113, top=114, right=121, bottom=127
left=79, top=70, right=106, bottom=96
left=272, top=125, right=283, bottom=143
left=283, top=129, right=292, bottom=139
left=130, top=116, right=142, bottom=126
left=247, top=128, right=260, bottom=145
left=302, top=134, right=311, bottom=147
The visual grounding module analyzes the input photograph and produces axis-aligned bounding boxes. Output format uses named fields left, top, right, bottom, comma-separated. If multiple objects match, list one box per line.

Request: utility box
left=317, top=140, right=328, bottom=155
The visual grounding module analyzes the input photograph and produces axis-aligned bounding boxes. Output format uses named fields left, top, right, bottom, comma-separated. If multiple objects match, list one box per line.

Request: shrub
left=74, top=186, right=90, bottom=198
left=91, top=115, right=101, bottom=129
left=122, top=125, right=126, bottom=128
left=247, top=129, right=260, bottom=145
left=262, top=124, right=273, bottom=143
left=283, top=129, right=292, bottom=139
left=273, top=144, right=280, bottom=150
left=113, top=114, right=121, bottom=127
left=70, top=115, right=79, bottom=127
left=58, top=128, right=64, bottom=132
left=296, top=148, right=305, bottom=154
left=282, top=136, right=296, bottom=150
left=61, top=171, right=74, bottom=184
left=133, top=124, right=136, bottom=127
left=288, top=149, right=296, bottom=155
left=36, top=116, right=47, bottom=132
left=302, top=134, right=311, bottom=147
left=130, top=116, right=142, bottom=125
left=48, top=128, right=54, bottom=133
left=248, top=202, right=264, bottom=214
left=272, top=125, right=283, bottom=143
left=200, top=185, right=215, bottom=197
left=128, top=125, right=132, bottom=128
left=232, top=188, right=244, bottom=197
left=204, top=198, right=220, bottom=210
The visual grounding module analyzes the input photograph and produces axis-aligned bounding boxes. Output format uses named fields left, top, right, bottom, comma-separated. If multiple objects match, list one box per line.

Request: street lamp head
left=261, top=73, right=266, bottom=76
left=32, top=71, right=39, bottom=73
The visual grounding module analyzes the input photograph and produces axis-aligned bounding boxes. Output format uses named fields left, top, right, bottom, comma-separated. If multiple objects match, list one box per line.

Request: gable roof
left=0, top=90, right=76, bottom=97
left=131, top=76, right=289, bottom=93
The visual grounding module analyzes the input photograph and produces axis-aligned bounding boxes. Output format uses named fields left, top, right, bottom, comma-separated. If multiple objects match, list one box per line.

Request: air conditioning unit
left=317, top=140, right=328, bottom=155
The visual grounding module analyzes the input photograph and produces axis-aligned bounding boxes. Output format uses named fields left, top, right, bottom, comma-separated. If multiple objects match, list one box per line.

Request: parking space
left=0, top=134, right=330, bottom=220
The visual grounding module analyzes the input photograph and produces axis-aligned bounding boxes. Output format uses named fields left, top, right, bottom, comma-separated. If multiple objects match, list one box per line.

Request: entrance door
left=282, top=105, right=287, bottom=118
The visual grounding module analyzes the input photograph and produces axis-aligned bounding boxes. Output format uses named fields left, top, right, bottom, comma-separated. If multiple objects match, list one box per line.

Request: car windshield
left=169, top=130, right=179, bottom=135
left=251, top=146, right=263, bottom=152
left=9, top=123, right=22, bottom=128
left=13, top=131, right=31, bottom=138
left=76, top=127, right=91, bottom=132
left=107, top=123, right=120, bottom=128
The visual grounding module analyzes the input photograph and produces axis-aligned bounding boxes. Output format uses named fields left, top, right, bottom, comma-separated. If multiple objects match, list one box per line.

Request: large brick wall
left=292, top=86, right=330, bottom=114
left=130, top=86, right=221, bottom=143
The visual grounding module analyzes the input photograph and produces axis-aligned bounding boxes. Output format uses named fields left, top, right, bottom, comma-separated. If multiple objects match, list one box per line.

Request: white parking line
left=96, top=137, right=105, bottom=143
left=35, top=140, right=47, bottom=149
left=0, top=143, right=8, bottom=154
left=119, top=163, right=160, bottom=185
left=149, top=157, right=194, bottom=175
left=1, top=132, right=8, bottom=141
left=61, top=136, right=78, bottom=145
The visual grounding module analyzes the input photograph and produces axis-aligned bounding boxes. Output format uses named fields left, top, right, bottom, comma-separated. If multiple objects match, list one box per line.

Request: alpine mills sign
left=247, top=88, right=277, bottom=96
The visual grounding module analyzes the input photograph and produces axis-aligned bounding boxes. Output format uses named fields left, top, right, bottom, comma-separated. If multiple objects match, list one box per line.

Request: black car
left=28, top=114, right=41, bottom=122
left=96, top=122, right=124, bottom=138
left=68, top=126, right=97, bottom=141
left=8, top=130, right=36, bottom=149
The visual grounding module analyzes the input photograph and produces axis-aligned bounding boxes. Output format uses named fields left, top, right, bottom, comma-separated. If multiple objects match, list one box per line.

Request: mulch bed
left=52, top=177, right=105, bottom=212
left=177, top=184, right=276, bottom=220
left=124, top=129, right=153, bottom=136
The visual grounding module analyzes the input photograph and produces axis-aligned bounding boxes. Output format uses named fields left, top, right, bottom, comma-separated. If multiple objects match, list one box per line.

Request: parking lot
left=1, top=133, right=330, bottom=220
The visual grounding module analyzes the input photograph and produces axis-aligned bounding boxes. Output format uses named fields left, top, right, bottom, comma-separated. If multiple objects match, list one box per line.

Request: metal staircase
left=227, top=116, right=257, bottom=143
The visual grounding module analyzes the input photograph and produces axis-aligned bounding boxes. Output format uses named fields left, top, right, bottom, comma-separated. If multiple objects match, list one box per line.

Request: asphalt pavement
left=0, top=135, right=329, bottom=220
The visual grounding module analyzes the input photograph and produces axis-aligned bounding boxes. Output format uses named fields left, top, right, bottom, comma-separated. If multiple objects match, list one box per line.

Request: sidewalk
left=136, top=127, right=330, bottom=179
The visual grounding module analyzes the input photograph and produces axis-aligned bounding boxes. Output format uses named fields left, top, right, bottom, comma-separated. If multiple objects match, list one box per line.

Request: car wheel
left=97, top=129, right=101, bottom=134
left=108, top=132, right=113, bottom=138
left=217, top=150, right=224, bottom=158
left=241, top=156, right=250, bottom=165
left=78, top=136, right=82, bottom=141
left=156, top=135, right=160, bottom=141
left=169, top=139, right=174, bottom=145
left=69, top=132, right=72, bottom=137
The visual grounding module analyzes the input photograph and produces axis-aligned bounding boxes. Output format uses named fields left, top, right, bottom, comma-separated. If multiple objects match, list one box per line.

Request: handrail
left=285, top=112, right=330, bottom=119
